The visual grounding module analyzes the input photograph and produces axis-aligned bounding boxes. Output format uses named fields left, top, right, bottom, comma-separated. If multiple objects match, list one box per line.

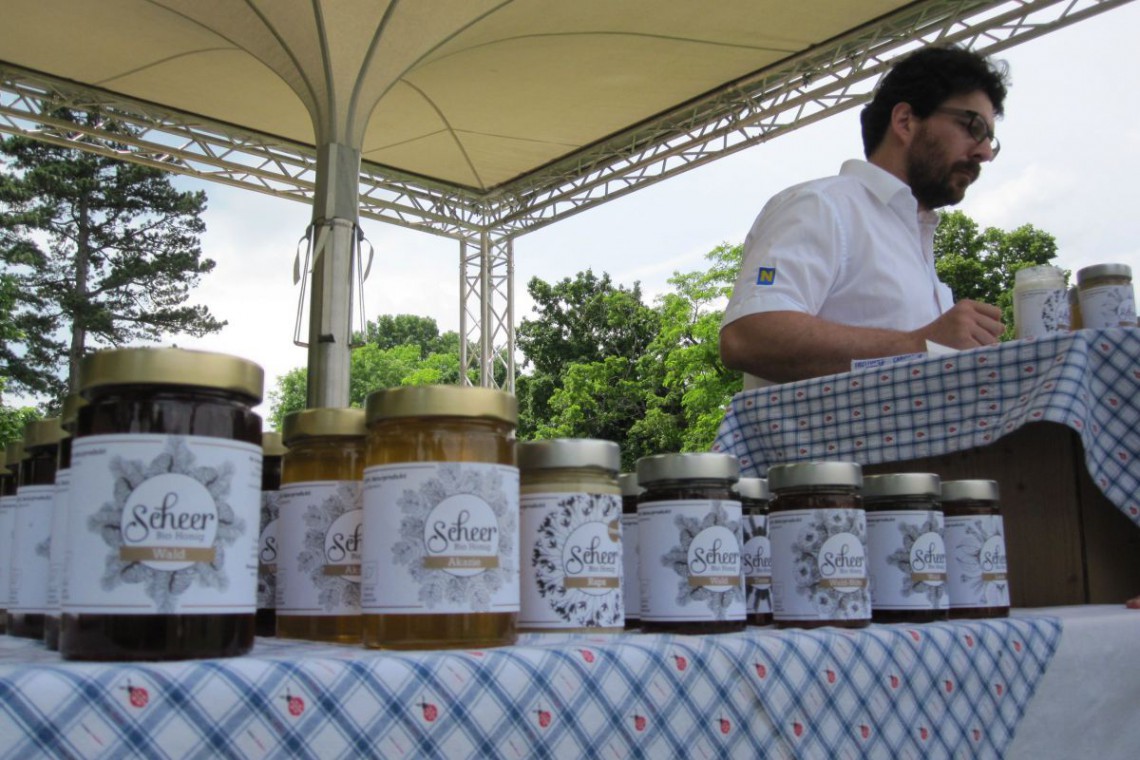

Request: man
left=720, top=45, right=1008, bottom=387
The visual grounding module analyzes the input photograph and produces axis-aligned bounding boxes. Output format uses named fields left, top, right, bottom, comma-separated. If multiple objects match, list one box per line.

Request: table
left=712, top=327, right=1140, bottom=606
left=1, top=614, right=1065, bottom=759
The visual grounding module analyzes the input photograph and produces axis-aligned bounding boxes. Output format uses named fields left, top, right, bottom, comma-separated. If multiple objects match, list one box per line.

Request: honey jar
left=0, top=443, right=22, bottom=634
left=256, top=431, right=287, bottom=637
left=1076, top=263, right=1136, bottom=328
left=768, top=462, right=869, bottom=629
left=737, top=477, right=772, bottom=626
left=619, top=472, right=642, bottom=630
left=636, top=452, right=745, bottom=634
left=276, top=408, right=366, bottom=644
left=45, top=396, right=82, bottom=650
left=942, top=479, right=1010, bottom=619
left=62, top=347, right=264, bottom=661
left=863, top=473, right=948, bottom=623
left=361, top=386, right=518, bottom=650
left=9, top=418, right=63, bottom=639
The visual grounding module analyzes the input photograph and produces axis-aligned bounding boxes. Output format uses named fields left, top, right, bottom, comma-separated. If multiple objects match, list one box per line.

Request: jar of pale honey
left=361, top=385, right=518, bottom=650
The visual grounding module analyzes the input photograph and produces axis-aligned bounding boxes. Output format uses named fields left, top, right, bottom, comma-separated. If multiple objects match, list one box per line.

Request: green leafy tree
left=0, top=108, right=223, bottom=400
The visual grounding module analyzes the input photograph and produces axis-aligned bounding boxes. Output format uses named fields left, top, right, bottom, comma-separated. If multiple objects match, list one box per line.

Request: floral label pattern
left=44, top=469, right=72, bottom=612
left=520, top=491, right=623, bottom=629
left=65, top=434, right=261, bottom=615
left=10, top=484, right=55, bottom=613
left=256, top=489, right=281, bottom=610
left=867, top=510, right=947, bottom=611
left=277, top=481, right=362, bottom=616
left=1015, top=286, right=1069, bottom=338
left=742, top=514, right=772, bottom=616
left=638, top=500, right=745, bottom=622
left=621, top=514, right=640, bottom=620
left=769, top=508, right=870, bottom=622
left=0, top=495, right=15, bottom=606
left=946, top=515, right=1010, bottom=608
left=1079, top=284, right=1137, bottom=328
left=361, top=462, right=519, bottom=615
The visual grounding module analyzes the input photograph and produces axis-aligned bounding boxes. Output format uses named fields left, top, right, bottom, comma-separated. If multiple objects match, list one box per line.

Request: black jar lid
left=79, top=347, right=263, bottom=404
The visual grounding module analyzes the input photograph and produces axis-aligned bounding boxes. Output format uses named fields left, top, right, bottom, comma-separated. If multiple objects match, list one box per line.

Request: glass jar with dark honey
left=768, top=462, right=869, bottom=629
left=256, top=431, right=287, bottom=637
left=942, top=480, right=1010, bottom=619
left=362, top=386, right=518, bottom=650
left=737, top=477, right=772, bottom=627
left=518, top=438, right=623, bottom=632
left=619, top=472, right=642, bottom=630
left=45, top=396, right=83, bottom=650
left=9, top=418, right=63, bottom=639
left=0, top=443, right=21, bottom=634
left=636, top=452, right=745, bottom=634
left=61, top=347, right=264, bottom=661
left=276, top=408, right=365, bottom=644
left=863, top=473, right=948, bottom=624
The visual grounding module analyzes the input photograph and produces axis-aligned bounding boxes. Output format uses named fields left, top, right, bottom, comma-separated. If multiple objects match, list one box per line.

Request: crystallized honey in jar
left=62, top=348, right=264, bottom=662
left=45, top=396, right=82, bottom=650
left=9, top=418, right=63, bottom=639
left=637, top=452, right=746, bottom=634
left=256, top=431, right=287, bottom=637
left=276, top=409, right=365, bottom=644
left=362, top=386, right=518, bottom=650
left=518, top=438, right=623, bottom=633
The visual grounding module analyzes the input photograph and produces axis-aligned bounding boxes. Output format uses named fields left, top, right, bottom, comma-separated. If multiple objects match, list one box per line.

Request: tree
left=0, top=108, right=224, bottom=400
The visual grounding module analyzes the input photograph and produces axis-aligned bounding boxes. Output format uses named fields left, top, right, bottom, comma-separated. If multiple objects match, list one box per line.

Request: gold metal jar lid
left=60, top=394, right=85, bottom=430
left=862, top=473, right=941, bottom=500
left=735, top=476, right=769, bottom=501
left=79, top=347, right=264, bottom=403
left=23, top=417, right=64, bottom=449
left=768, top=461, right=862, bottom=492
left=261, top=430, right=288, bottom=457
left=5, top=440, right=25, bottom=464
left=636, top=452, right=739, bottom=485
left=1077, top=263, right=1131, bottom=284
left=518, top=438, right=620, bottom=473
left=366, top=385, right=517, bottom=425
left=282, top=407, right=366, bottom=445
left=941, top=479, right=1000, bottom=503
left=618, top=472, right=641, bottom=497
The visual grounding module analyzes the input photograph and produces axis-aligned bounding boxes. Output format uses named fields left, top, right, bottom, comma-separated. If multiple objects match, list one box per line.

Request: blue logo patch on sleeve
left=756, top=267, right=776, bottom=286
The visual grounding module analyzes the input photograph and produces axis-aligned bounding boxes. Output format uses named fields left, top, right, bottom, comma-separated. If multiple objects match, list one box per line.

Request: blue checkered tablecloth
left=713, top=328, right=1140, bottom=529
left=0, top=616, right=1060, bottom=759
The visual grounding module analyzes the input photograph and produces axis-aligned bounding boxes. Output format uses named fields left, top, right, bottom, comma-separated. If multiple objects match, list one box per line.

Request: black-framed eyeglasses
left=933, top=107, right=1001, bottom=157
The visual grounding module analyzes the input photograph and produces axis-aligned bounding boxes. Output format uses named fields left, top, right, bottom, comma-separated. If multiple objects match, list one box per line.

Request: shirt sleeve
left=722, top=186, right=845, bottom=327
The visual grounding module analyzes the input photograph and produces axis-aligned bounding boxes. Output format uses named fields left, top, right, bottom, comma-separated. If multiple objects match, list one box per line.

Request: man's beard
left=906, top=127, right=981, bottom=210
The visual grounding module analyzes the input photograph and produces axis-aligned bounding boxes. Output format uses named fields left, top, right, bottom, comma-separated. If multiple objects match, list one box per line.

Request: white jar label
left=1079, top=283, right=1137, bottom=328
left=361, top=462, right=519, bottom=615
left=10, top=484, right=55, bottom=613
left=769, top=509, right=870, bottom=621
left=1014, top=286, right=1069, bottom=338
left=0, top=494, right=17, bottom=606
left=45, top=469, right=73, bottom=612
left=276, top=481, right=362, bottom=616
left=866, top=510, right=948, bottom=611
left=64, top=434, right=261, bottom=615
left=519, top=491, right=623, bottom=629
left=742, top=514, right=772, bottom=616
left=945, top=514, right=1010, bottom=608
left=638, top=499, right=745, bottom=623
left=621, top=513, right=640, bottom=620
left=257, top=489, right=281, bottom=610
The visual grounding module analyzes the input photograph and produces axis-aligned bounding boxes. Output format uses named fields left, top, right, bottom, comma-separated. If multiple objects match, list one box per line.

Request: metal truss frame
left=0, top=0, right=1129, bottom=388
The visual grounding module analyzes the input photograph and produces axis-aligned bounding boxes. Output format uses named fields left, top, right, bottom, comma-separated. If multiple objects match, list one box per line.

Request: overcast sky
left=165, top=3, right=1140, bottom=422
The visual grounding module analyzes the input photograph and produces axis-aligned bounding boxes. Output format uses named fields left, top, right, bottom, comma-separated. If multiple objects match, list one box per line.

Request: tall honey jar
left=942, top=480, right=1010, bottom=619
left=863, top=473, right=948, bottom=624
left=636, top=452, right=745, bottom=634
left=9, top=418, right=63, bottom=639
left=619, top=472, right=642, bottom=630
left=518, top=438, right=623, bottom=632
left=0, top=443, right=21, bottom=634
left=256, top=431, right=287, bottom=637
left=768, top=462, right=869, bottom=629
left=45, top=396, right=82, bottom=650
left=362, top=386, right=518, bottom=650
left=737, top=477, right=772, bottom=627
left=61, top=348, right=263, bottom=661
left=276, top=408, right=365, bottom=644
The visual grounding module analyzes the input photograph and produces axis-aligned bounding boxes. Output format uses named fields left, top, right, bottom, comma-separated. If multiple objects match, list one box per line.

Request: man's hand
left=914, top=299, right=1004, bottom=349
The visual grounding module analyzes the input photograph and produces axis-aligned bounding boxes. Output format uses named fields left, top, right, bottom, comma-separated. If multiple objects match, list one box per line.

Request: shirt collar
left=839, top=158, right=940, bottom=225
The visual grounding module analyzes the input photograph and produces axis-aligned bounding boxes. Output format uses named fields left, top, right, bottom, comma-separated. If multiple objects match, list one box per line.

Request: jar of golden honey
left=518, top=438, right=623, bottom=633
left=9, top=418, right=63, bottom=639
left=0, top=443, right=21, bottom=634
left=62, top=347, right=264, bottom=661
left=942, top=479, right=1010, bottom=619
left=636, top=452, right=745, bottom=634
left=362, top=386, right=518, bottom=650
left=619, top=472, right=642, bottom=630
left=45, top=396, right=82, bottom=650
left=256, top=431, right=287, bottom=637
left=276, top=408, right=365, bottom=644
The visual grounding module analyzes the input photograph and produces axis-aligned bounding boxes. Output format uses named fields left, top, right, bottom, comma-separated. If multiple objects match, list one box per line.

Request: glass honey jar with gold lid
left=61, top=347, right=264, bottom=662
left=518, top=438, right=623, bottom=633
left=256, top=431, right=287, bottom=637
left=361, top=385, right=518, bottom=650
left=10, top=418, right=63, bottom=639
left=0, top=442, right=25, bottom=635
left=276, top=408, right=366, bottom=644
